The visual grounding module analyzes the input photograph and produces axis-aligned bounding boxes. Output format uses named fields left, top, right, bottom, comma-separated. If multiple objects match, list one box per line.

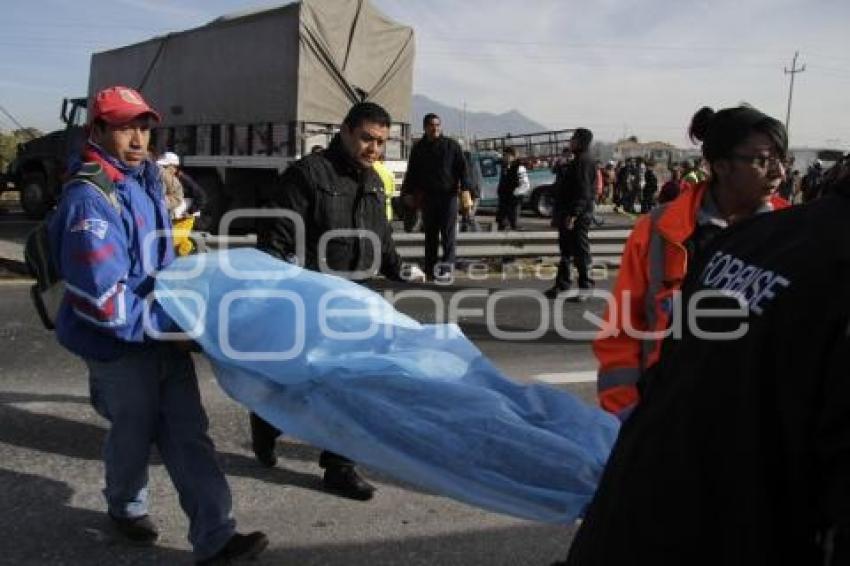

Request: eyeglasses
left=729, top=153, right=784, bottom=169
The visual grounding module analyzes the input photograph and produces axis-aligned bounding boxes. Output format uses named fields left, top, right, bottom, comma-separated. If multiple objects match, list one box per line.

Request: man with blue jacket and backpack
left=47, top=86, right=267, bottom=564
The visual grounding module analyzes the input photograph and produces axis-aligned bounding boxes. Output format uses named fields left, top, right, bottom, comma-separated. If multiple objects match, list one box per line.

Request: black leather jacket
left=401, top=135, right=470, bottom=196
left=257, top=135, right=402, bottom=281
left=553, top=152, right=596, bottom=217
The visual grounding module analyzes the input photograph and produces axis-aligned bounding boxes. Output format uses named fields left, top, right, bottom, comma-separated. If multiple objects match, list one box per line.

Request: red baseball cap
left=90, top=86, right=161, bottom=125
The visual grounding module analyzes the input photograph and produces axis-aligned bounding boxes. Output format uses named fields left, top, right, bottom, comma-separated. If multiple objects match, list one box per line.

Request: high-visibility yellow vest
left=373, top=161, right=396, bottom=220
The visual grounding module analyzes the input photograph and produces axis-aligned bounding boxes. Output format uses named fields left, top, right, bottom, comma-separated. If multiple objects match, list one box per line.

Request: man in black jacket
left=252, top=102, right=418, bottom=501
left=495, top=147, right=528, bottom=231
left=558, top=155, right=850, bottom=566
left=401, top=113, right=471, bottom=280
left=546, top=128, right=596, bottom=300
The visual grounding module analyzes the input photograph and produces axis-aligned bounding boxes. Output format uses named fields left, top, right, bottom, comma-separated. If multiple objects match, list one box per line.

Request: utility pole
left=462, top=100, right=468, bottom=145
left=784, top=51, right=806, bottom=143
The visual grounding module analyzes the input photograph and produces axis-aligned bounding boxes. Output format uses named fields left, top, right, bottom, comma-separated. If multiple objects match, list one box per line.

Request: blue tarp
left=155, top=249, right=618, bottom=524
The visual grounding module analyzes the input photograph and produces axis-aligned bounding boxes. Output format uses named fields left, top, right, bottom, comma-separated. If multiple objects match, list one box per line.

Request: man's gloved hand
left=399, top=263, right=426, bottom=283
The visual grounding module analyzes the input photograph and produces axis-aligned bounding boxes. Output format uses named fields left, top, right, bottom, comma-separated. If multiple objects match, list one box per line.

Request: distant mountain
left=411, top=94, right=550, bottom=138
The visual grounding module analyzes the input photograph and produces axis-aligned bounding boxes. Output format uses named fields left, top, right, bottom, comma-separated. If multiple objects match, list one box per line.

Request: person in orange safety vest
left=593, top=105, right=790, bottom=420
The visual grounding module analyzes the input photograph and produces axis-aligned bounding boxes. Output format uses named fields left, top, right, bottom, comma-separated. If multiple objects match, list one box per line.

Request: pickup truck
left=391, top=150, right=557, bottom=232
left=466, top=150, right=556, bottom=217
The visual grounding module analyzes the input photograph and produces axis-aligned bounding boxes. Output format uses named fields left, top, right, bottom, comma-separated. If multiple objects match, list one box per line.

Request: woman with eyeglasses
left=593, top=105, right=789, bottom=420
left=555, top=156, right=850, bottom=566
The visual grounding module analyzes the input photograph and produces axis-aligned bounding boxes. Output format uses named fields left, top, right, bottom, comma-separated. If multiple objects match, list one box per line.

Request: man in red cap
left=47, top=86, right=268, bottom=563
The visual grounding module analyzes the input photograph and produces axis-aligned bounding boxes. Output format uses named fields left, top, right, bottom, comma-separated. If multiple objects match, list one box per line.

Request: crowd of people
left=40, top=84, right=849, bottom=564
left=600, top=151, right=827, bottom=214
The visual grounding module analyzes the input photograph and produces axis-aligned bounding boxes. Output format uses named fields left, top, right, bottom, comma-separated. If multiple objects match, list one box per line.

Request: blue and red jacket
left=48, top=143, right=177, bottom=361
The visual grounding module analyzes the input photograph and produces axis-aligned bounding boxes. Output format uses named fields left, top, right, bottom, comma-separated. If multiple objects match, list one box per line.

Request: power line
left=0, top=103, right=28, bottom=133
left=420, top=35, right=792, bottom=55
left=0, top=20, right=162, bottom=32
left=0, top=113, right=17, bottom=132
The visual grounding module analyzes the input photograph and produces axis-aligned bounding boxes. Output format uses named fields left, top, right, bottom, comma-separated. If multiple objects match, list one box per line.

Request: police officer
left=47, top=86, right=267, bottom=563
left=254, top=101, right=423, bottom=501
left=546, top=128, right=596, bottom=300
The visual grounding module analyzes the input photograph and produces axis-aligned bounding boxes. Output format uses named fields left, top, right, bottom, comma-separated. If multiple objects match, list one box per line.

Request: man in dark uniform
left=252, top=102, right=421, bottom=501
left=640, top=160, right=658, bottom=212
left=558, top=155, right=850, bottom=566
left=546, top=128, right=596, bottom=300
left=495, top=147, right=528, bottom=231
left=801, top=159, right=824, bottom=202
left=401, top=113, right=471, bottom=280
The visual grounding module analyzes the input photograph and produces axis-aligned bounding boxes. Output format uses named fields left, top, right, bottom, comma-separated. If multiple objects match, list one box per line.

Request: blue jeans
left=86, top=344, right=235, bottom=559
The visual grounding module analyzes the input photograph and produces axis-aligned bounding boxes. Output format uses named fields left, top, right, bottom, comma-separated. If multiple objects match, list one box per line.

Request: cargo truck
left=13, top=0, right=414, bottom=229
left=3, top=98, right=87, bottom=217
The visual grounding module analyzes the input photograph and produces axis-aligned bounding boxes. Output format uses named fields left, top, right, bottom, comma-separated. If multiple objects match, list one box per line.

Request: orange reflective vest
left=593, top=183, right=789, bottom=419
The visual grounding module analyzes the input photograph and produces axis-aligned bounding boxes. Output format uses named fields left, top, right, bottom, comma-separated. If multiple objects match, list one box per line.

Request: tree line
left=0, top=128, right=43, bottom=173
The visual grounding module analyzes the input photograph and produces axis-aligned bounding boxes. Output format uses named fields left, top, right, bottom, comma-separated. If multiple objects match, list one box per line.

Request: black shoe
left=253, top=447, right=277, bottom=468
left=249, top=413, right=279, bottom=468
left=323, top=465, right=376, bottom=501
left=544, top=287, right=567, bottom=299
left=109, top=513, right=159, bottom=545
left=197, top=531, right=269, bottom=565
left=566, top=289, right=591, bottom=303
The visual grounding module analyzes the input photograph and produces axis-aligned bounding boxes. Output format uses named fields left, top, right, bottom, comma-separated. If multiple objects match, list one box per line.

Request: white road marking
left=533, top=371, right=597, bottom=384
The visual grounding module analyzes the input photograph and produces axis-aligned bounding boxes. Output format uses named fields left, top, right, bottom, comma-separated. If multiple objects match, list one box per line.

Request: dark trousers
left=641, top=189, right=657, bottom=213
left=554, top=214, right=593, bottom=290
left=623, top=188, right=638, bottom=213
left=496, top=193, right=521, bottom=230
left=423, top=192, right=459, bottom=276
left=250, top=412, right=353, bottom=469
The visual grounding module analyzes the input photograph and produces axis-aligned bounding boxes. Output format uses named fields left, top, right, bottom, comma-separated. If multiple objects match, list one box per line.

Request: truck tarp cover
left=88, top=0, right=414, bottom=126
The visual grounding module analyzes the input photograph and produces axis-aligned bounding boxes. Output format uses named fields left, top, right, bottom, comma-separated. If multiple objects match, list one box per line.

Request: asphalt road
left=0, top=281, right=615, bottom=566
left=0, top=194, right=625, bottom=565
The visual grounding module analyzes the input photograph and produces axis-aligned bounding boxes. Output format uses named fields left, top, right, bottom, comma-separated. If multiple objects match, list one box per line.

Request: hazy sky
left=1, top=0, right=848, bottom=148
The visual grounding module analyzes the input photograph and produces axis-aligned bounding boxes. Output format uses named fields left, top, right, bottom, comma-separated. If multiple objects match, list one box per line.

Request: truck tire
left=530, top=185, right=554, bottom=218
left=20, top=173, right=50, bottom=219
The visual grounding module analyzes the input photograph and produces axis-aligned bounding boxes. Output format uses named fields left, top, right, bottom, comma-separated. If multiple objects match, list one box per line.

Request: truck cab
left=6, top=97, right=87, bottom=218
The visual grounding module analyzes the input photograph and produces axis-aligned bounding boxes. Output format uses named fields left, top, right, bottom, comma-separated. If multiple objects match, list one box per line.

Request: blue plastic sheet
left=155, top=249, right=618, bottom=524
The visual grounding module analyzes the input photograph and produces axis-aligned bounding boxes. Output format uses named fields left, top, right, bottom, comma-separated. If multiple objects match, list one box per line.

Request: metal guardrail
left=195, top=228, right=630, bottom=267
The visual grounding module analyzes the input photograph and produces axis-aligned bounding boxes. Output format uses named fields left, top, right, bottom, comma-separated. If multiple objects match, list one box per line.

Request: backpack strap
left=65, top=162, right=120, bottom=213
